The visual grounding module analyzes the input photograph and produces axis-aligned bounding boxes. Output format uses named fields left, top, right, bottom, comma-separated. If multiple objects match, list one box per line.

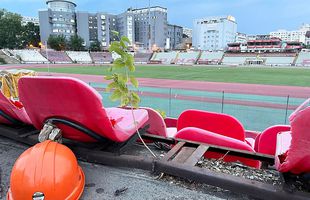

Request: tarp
left=0, top=69, right=36, bottom=98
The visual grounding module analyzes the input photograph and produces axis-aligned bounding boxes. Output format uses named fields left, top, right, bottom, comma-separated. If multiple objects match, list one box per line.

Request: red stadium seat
left=177, top=110, right=245, bottom=141
left=275, top=99, right=310, bottom=174
left=175, top=127, right=260, bottom=168
left=18, top=76, right=148, bottom=143
left=143, top=109, right=258, bottom=168
left=0, top=91, right=32, bottom=125
left=256, top=125, right=291, bottom=155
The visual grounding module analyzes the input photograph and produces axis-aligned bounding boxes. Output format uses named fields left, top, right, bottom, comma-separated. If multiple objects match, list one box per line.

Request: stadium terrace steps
left=90, top=52, right=112, bottom=64
left=263, top=56, right=295, bottom=66
left=198, top=51, right=224, bottom=64
left=0, top=50, right=20, bottom=64
left=66, top=51, right=92, bottom=64
left=175, top=51, right=200, bottom=65
left=151, top=52, right=179, bottom=64
left=295, top=51, right=310, bottom=66
left=134, top=53, right=153, bottom=64
left=222, top=56, right=248, bottom=65
left=11, top=50, right=49, bottom=64
left=40, top=50, right=72, bottom=64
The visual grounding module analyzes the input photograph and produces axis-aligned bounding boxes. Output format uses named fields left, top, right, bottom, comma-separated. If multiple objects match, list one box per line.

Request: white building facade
left=22, top=16, right=40, bottom=26
left=270, top=24, right=310, bottom=44
left=193, top=16, right=237, bottom=50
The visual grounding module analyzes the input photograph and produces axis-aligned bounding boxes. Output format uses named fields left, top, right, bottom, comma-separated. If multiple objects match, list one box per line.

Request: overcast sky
left=1, top=0, right=309, bottom=34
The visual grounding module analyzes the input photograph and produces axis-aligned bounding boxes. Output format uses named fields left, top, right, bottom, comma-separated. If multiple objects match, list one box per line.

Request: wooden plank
left=184, top=145, right=209, bottom=166
left=176, top=138, right=274, bottom=164
left=172, top=147, right=196, bottom=164
left=162, top=141, right=185, bottom=161
left=142, top=133, right=274, bottom=164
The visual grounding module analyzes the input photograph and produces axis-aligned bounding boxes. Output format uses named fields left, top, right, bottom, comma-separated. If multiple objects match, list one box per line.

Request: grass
left=28, top=65, right=310, bottom=87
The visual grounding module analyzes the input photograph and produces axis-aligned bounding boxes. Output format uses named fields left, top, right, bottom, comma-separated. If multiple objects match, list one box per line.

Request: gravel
left=197, top=158, right=282, bottom=186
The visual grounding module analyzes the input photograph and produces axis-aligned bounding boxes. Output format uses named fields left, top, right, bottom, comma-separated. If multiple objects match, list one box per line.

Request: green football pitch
left=29, top=65, right=310, bottom=87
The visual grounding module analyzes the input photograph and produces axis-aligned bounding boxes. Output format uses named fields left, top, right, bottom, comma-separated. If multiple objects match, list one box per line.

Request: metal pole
left=45, top=41, right=50, bottom=75
left=221, top=91, right=225, bottom=113
left=169, top=88, right=172, bottom=116
left=284, top=95, right=290, bottom=124
left=148, top=0, right=151, bottom=51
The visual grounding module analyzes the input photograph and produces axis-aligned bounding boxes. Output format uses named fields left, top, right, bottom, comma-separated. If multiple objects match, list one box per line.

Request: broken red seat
left=177, top=110, right=246, bottom=142
left=275, top=99, right=310, bottom=174
left=175, top=127, right=260, bottom=168
left=255, top=125, right=291, bottom=155
left=18, top=76, right=148, bottom=143
left=0, top=91, right=32, bottom=125
left=143, top=109, right=259, bottom=168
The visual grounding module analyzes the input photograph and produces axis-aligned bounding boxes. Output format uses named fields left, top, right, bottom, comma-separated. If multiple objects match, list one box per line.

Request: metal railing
left=89, top=82, right=306, bottom=132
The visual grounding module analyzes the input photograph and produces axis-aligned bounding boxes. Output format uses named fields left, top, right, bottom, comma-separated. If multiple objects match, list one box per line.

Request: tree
left=0, top=9, right=22, bottom=49
left=68, top=34, right=84, bottom=51
left=89, top=40, right=101, bottom=51
left=47, top=35, right=67, bottom=51
left=20, top=22, right=40, bottom=48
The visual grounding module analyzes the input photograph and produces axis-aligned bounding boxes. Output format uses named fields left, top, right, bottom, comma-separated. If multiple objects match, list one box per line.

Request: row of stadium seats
left=40, top=50, right=72, bottom=64
left=11, top=50, right=49, bottom=64
left=198, top=51, right=224, bottom=65
left=66, top=51, right=93, bottom=64
left=4, top=49, right=310, bottom=66
left=295, top=51, right=310, bottom=66
left=90, top=52, right=112, bottom=64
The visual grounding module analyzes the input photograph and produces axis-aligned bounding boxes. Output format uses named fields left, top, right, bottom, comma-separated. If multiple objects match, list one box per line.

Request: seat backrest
left=177, top=109, right=245, bottom=141
left=18, top=76, right=119, bottom=142
left=276, top=99, right=310, bottom=174
left=141, top=107, right=167, bottom=137
left=0, top=92, right=20, bottom=124
left=257, top=125, right=291, bottom=155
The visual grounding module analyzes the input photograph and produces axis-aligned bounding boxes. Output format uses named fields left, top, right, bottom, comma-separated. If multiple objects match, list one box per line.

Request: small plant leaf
left=110, top=89, right=122, bottom=101
left=105, top=75, right=114, bottom=80
left=121, top=36, right=131, bottom=45
left=120, top=40, right=126, bottom=49
left=109, top=42, right=124, bottom=55
left=113, top=58, right=125, bottom=69
left=125, top=54, right=135, bottom=72
left=111, top=30, right=119, bottom=37
left=106, top=82, right=118, bottom=92
left=130, top=76, right=139, bottom=88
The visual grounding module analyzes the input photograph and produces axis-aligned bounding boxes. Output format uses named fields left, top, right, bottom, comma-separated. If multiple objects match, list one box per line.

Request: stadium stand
left=66, top=51, right=92, bottom=64
left=223, top=55, right=248, bottom=65
left=175, top=51, right=200, bottom=65
left=0, top=50, right=20, bottom=64
left=295, top=51, right=310, bottom=66
left=40, top=50, right=72, bottom=64
left=90, top=52, right=113, bottom=64
left=134, top=53, right=153, bottom=64
left=150, top=51, right=178, bottom=64
left=11, top=50, right=49, bottom=64
left=198, top=51, right=224, bottom=65
left=263, top=56, right=295, bottom=66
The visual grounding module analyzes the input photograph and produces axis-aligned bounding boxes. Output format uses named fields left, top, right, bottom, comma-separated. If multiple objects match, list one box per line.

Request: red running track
left=38, top=72, right=310, bottom=98
left=1, top=64, right=309, bottom=98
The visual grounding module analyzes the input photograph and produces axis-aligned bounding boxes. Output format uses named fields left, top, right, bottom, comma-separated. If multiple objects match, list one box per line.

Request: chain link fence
left=89, top=82, right=307, bottom=132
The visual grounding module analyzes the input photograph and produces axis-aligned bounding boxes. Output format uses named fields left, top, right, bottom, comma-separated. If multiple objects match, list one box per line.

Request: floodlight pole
left=45, top=41, right=50, bottom=75
left=148, top=0, right=151, bottom=52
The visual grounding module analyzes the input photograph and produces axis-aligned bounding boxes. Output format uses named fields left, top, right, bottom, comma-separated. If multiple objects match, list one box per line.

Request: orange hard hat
left=7, top=140, right=85, bottom=200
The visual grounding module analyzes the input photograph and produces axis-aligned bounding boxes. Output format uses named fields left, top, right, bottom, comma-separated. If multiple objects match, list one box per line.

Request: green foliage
left=20, top=22, right=40, bottom=48
left=105, top=32, right=140, bottom=108
left=68, top=34, right=85, bottom=51
left=89, top=40, right=101, bottom=51
left=48, top=35, right=67, bottom=51
left=0, top=9, right=22, bottom=49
